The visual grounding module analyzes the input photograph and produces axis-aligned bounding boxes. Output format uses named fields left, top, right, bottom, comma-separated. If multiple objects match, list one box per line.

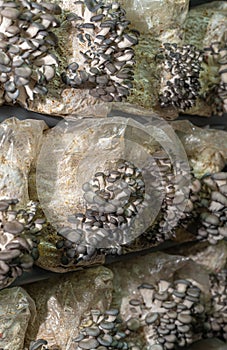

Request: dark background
left=0, top=105, right=226, bottom=130
left=189, top=0, right=216, bottom=7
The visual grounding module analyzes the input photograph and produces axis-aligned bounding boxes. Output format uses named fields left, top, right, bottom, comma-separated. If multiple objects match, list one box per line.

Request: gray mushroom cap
left=4, top=220, right=24, bottom=234
left=0, top=200, right=9, bottom=211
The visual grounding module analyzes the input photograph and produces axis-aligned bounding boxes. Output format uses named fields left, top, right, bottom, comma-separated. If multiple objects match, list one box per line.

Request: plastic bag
left=0, top=118, right=47, bottom=206
left=173, top=120, right=227, bottom=178
left=0, top=286, right=36, bottom=350
left=24, top=266, right=113, bottom=349
left=131, top=0, right=189, bottom=33
left=36, top=110, right=190, bottom=249
left=21, top=253, right=215, bottom=349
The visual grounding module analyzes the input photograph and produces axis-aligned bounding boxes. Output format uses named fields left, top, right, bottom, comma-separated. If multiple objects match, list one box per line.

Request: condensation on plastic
left=110, top=252, right=211, bottom=326
left=168, top=240, right=227, bottom=274
left=22, top=254, right=211, bottom=349
left=36, top=108, right=190, bottom=248
left=173, top=120, right=227, bottom=178
left=0, top=117, right=47, bottom=206
left=109, top=0, right=189, bottom=34
left=0, top=286, right=36, bottom=350
left=24, top=266, right=113, bottom=350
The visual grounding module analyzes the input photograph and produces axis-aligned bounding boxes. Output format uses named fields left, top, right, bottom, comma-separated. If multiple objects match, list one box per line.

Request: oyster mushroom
left=0, top=0, right=61, bottom=105
left=4, top=220, right=24, bottom=234
left=204, top=40, right=227, bottom=115
left=62, top=0, right=139, bottom=102
left=29, top=339, right=48, bottom=350
left=0, top=199, right=46, bottom=289
left=73, top=308, right=132, bottom=349
left=195, top=171, right=227, bottom=244
left=123, top=278, right=205, bottom=349
left=205, top=269, right=227, bottom=341
left=157, top=43, right=203, bottom=111
left=218, top=46, right=227, bottom=113
left=56, top=160, right=146, bottom=266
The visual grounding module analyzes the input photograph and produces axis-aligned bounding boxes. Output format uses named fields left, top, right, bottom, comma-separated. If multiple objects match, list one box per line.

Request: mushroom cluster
left=56, top=160, right=147, bottom=265
left=62, top=0, right=139, bottom=102
left=74, top=308, right=131, bottom=349
left=55, top=152, right=227, bottom=266
left=0, top=0, right=61, bottom=105
left=205, top=269, right=227, bottom=341
left=196, top=172, right=227, bottom=244
left=218, top=46, right=227, bottom=113
left=144, top=153, right=193, bottom=243
left=26, top=274, right=226, bottom=349
left=0, top=199, right=45, bottom=288
left=125, top=279, right=205, bottom=350
left=158, top=43, right=203, bottom=110
left=204, top=41, right=227, bottom=115
left=147, top=166, right=227, bottom=246
left=28, top=339, right=50, bottom=350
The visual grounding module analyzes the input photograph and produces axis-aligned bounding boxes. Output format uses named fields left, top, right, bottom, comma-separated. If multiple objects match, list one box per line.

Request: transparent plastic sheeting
left=36, top=111, right=190, bottom=249
left=0, top=286, right=36, bottom=350
left=21, top=254, right=196, bottom=349
left=0, top=117, right=47, bottom=206
left=173, top=120, right=227, bottom=178
left=1, top=251, right=224, bottom=349
left=128, top=0, right=189, bottom=33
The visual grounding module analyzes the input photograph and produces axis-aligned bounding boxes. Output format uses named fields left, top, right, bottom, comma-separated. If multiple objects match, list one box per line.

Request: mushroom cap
left=0, top=200, right=9, bottom=211
left=4, top=220, right=24, bottom=234
left=34, top=218, right=46, bottom=224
